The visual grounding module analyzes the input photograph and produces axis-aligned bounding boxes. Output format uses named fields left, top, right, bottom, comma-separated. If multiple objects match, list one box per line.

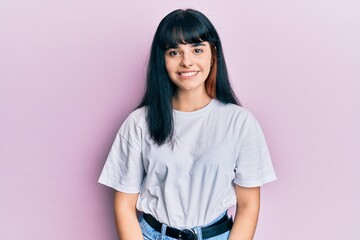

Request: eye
left=194, top=48, right=204, bottom=54
left=168, top=50, right=180, bottom=56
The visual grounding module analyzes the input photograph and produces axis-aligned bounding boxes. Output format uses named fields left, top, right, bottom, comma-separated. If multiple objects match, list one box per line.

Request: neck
left=172, top=88, right=212, bottom=112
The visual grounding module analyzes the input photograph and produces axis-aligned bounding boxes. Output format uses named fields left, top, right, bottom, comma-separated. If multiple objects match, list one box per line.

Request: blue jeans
left=139, top=212, right=231, bottom=240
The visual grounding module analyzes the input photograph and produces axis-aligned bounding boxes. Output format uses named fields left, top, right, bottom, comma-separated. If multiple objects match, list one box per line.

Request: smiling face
left=165, top=41, right=212, bottom=96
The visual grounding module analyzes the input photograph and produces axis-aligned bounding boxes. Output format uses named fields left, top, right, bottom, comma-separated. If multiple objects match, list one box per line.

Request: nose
left=180, top=51, right=193, bottom=68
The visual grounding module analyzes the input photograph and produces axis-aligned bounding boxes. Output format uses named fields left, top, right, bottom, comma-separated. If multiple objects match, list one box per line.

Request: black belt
left=143, top=213, right=233, bottom=240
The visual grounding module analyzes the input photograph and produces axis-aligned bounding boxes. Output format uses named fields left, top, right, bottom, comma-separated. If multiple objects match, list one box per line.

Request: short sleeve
left=98, top=115, right=145, bottom=193
left=234, top=111, right=277, bottom=187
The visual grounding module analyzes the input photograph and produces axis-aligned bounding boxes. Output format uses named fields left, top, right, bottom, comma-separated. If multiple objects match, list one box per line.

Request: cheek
left=202, top=59, right=212, bottom=73
left=165, top=59, right=176, bottom=74
left=202, top=53, right=212, bottom=70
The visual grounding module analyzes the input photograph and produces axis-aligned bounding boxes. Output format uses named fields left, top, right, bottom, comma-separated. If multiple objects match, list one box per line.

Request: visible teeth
left=180, top=71, right=197, bottom=77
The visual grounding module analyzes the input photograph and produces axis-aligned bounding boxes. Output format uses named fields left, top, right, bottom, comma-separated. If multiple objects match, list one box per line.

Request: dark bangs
left=159, top=11, right=216, bottom=49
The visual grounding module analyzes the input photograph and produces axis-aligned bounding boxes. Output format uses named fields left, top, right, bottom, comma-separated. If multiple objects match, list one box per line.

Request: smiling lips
left=178, top=71, right=199, bottom=78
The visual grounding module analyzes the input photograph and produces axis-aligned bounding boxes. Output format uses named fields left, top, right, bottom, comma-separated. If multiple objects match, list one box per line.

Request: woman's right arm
left=114, top=191, right=143, bottom=240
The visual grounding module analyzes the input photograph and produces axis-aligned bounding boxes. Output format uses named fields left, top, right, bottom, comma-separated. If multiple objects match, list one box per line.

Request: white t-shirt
left=98, top=99, right=277, bottom=228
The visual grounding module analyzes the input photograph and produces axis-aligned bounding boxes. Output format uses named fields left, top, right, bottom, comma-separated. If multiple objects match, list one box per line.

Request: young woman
left=99, top=9, right=277, bottom=240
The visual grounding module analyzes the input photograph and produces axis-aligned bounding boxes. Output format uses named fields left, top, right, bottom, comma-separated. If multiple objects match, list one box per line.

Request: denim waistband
left=139, top=211, right=230, bottom=240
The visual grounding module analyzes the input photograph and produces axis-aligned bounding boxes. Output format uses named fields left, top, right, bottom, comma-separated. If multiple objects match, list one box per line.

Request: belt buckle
left=178, top=228, right=197, bottom=240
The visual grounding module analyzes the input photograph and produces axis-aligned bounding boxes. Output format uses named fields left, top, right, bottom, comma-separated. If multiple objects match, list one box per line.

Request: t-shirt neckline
left=172, top=98, right=217, bottom=118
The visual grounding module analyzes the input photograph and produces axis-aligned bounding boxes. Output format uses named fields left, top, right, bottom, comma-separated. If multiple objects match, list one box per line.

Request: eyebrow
left=167, top=42, right=206, bottom=49
left=191, top=42, right=206, bottom=47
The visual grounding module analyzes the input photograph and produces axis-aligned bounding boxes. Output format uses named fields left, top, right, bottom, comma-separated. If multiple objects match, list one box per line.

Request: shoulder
left=121, top=106, right=147, bottom=129
left=213, top=99, right=255, bottom=121
left=117, top=107, right=147, bottom=147
left=212, top=99, right=262, bottom=134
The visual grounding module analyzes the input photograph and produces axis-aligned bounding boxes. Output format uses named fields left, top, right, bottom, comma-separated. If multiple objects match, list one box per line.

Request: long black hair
left=138, top=9, right=240, bottom=145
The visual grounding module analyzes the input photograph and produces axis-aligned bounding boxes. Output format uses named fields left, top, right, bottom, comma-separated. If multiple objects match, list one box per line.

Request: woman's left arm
left=228, top=185, right=260, bottom=240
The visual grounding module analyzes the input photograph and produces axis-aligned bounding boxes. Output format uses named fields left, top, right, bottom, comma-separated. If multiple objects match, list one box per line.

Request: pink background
left=1, top=1, right=359, bottom=239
